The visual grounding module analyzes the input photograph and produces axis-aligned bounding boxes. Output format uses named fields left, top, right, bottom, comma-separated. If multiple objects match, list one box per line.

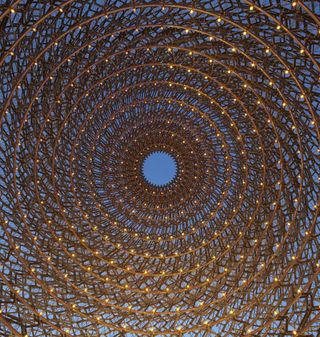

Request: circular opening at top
left=142, top=151, right=177, bottom=187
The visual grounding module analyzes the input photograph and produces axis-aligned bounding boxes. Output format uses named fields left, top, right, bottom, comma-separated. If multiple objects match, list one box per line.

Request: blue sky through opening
left=143, top=151, right=177, bottom=186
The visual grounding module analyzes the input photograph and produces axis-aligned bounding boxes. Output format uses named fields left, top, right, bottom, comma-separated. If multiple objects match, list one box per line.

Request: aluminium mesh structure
left=0, top=0, right=320, bottom=336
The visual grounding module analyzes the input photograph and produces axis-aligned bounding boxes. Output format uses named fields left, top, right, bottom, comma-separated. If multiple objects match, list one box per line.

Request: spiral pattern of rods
left=0, top=0, right=319, bottom=336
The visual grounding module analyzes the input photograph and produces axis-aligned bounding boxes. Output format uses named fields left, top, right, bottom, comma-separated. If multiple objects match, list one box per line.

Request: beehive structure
left=0, top=1, right=319, bottom=336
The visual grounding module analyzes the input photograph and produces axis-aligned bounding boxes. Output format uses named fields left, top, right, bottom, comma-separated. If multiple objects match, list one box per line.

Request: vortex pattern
left=0, top=1, right=319, bottom=336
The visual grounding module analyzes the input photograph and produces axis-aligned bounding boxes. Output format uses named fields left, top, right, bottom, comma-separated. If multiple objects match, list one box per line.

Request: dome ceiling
left=0, top=1, right=319, bottom=336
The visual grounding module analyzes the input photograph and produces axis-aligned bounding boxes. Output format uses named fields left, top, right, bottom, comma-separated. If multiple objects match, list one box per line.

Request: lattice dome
left=0, top=1, right=319, bottom=336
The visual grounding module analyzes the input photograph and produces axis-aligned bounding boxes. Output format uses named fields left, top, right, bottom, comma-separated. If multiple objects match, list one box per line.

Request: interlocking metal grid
left=0, top=0, right=319, bottom=336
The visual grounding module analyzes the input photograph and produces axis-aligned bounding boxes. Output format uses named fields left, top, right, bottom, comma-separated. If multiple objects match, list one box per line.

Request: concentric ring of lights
left=0, top=1, right=319, bottom=337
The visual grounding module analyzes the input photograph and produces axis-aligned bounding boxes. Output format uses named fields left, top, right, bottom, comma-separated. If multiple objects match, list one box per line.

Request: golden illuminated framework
left=0, top=1, right=319, bottom=336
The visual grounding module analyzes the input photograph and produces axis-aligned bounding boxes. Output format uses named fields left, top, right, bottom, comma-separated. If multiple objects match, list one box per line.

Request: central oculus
left=142, top=151, right=177, bottom=187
